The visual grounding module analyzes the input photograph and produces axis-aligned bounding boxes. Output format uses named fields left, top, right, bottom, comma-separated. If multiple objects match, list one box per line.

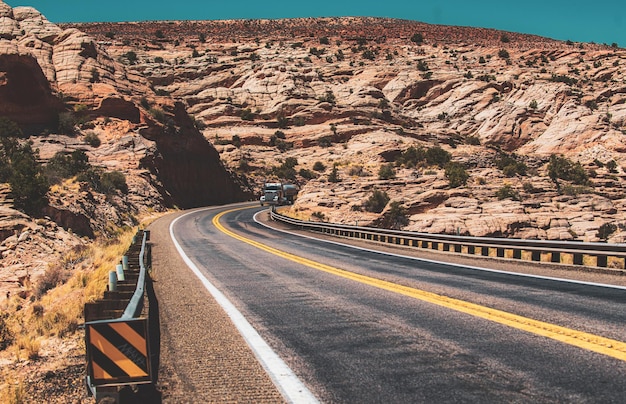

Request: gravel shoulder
left=148, top=210, right=285, bottom=403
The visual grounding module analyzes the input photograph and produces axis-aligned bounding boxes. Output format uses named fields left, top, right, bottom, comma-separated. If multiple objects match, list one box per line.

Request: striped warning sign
left=85, top=318, right=152, bottom=386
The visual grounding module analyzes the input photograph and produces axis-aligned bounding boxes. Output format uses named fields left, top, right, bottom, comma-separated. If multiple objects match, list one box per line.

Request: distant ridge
left=64, top=16, right=612, bottom=49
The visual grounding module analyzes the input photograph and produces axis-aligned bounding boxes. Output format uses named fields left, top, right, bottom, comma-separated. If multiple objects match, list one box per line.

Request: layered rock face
left=70, top=18, right=626, bottom=243
left=0, top=2, right=248, bottom=296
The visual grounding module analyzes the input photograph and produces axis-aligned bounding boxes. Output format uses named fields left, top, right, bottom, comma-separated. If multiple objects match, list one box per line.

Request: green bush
left=410, top=33, right=424, bottom=44
left=496, top=154, right=527, bottom=177
left=496, top=184, right=520, bottom=200
left=379, top=201, right=409, bottom=229
left=328, top=166, right=340, bottom=183
left=45, top=150, right=91, bottom=184
left=378, top=164, right=396, bottom=180
left=299, top=168, right=316, bottom=179
left=444, top=162, right=469, bottom=188
left=597, top=222, right=617, bottom=241
left=498, top=49, right=510, bottom=59
left=77, top=168, right=128, bottom=194
left=548, top=154, right=589, bottom=185
left=240, top=108, right=254, bottom=121
left=363, top=190, right=390, bottom=213
left=313, top=161, right=326, bottom=172
left=84, top=132, right=101, bottom=147
left=9, top=143, right=49, bottom=214
left=426, top=146, right=452, bottom=168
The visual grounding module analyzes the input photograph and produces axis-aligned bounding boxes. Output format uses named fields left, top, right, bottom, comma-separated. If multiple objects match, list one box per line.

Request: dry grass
left=0, top=211, right=165, bottom=401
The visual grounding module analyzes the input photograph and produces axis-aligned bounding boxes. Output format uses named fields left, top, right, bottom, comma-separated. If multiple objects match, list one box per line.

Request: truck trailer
left=260, top=182, right=298, bottom=206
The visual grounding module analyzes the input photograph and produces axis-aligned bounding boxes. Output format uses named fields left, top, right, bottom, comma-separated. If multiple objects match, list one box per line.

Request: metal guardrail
left=121, top=230, right=149, bottom=319
left=84, top=229, right=152, bottom=401
left=270, top=210, right=626, bottom=270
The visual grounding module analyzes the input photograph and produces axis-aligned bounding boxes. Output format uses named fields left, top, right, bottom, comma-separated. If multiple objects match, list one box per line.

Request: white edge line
left=253, top=210, right=626, bottom=291
left=170, top=207, right=319, bottom=404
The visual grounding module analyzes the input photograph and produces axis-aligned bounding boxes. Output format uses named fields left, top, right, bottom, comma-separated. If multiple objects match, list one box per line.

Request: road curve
left=155, top=204, right=626, bottom=402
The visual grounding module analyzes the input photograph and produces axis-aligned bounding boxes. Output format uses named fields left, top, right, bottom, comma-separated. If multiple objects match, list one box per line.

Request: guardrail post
left=481, top=247, right=489, bottom=256
left=497, top=248, right=505, bottom=258
left=468, top=245, right=475, bottom=254
left=597, top=255, right=608, bottom=267
left=108, top=271, right=117, bottom=292
left=551, top=252, right=561, bottom=263
left=454, top=244, right=461, bottom=253
left=573, top=253, right=583, bottom=265
left=116, top=264, right=125, bottom=281
left=122, top=255, right=129, bottom=271
left=513, top=249, right=522, bottom=259
left=432, top=241, right=439, bottom=250
left=531, top=251, right=541, bottom=262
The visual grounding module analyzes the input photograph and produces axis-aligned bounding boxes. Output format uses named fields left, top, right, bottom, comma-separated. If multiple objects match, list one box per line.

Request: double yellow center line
left=214, top=208, right=626, bottom=362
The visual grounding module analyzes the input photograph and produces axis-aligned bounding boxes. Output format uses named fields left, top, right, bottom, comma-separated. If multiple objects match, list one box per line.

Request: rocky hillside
left=68, top=17, right=626, bottom=244
left=0, top=1, right=248, bottom=298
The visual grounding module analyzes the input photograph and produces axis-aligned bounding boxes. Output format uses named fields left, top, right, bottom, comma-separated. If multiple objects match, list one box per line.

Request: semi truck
left=260, top=182, right=298, bottom=206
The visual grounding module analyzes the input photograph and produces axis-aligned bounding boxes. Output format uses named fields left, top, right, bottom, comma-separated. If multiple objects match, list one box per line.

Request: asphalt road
left=171, top=205, right=626, bottom=403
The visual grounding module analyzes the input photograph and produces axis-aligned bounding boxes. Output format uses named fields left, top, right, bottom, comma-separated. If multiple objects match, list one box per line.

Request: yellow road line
left=214, top=207, right=626, bottom=362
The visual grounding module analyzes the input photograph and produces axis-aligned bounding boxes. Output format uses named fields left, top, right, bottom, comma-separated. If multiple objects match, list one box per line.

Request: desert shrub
left=561, top=185, right=592, bottom=196
left=410, top=33, right=424, bottom=44
left=299, top=169, right=316, bottom=179
left=84, top=131, right=101, bottom=147
left=9, top=143, right=49, bottom=214
left=231, top=135, right=242, bottom=148
left=311, top=211, right=326, bottom=221
left=496, top=154, right=527, bottom=177
left=378, top=164, right=396, bottom=180
left=328, top=166, right=340, bottom=183
left=548, top=154, right=589, bottom=185
left=77, top=168, right=128, bottom=194
left=498, top=49, right=510, bottom=59
left=444, top=162, right=469, bottom=188
left=597, top=222, right=617, bottom=241
left=313, top=161, right=326, bottom=172
left=318, top=91, right=336, bottom=105
left=529, top=99, right=538, bottom=110
left=0, top=312, right=14, bottom=351
left=123, top=51, right=138, bottom=64
left=35, top=265, right=70, bottom=299
left=240, top=108, right=254, bottom=121
left=49, top=150, right=90, bottom=177
left=496, top=184, right=520, bottom=200
left=57, top=112, right=79, bottom=135
left=378, top=201, right=409, bottom=229
left=100, top=171, right=128, bottom=193
left=465, top=136, right=481, bottom=145
left=396, top=146, right=425, bottom=168
left=606, top=160, right=618, bottom=173
left=318, top=136, right=333, bottom=148
left=364, top=189, right=390, bottom=213
left=149, top=107, right=166, bottom=123
left=348, top=165, right=369, bottom=177
left=426, top=146, right=452, bottom=168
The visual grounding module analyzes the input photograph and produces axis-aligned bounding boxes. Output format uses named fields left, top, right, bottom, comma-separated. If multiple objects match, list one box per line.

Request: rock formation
left=0, top=1, right=249, bottom=297
left=68, top=18, right=626, bottom=244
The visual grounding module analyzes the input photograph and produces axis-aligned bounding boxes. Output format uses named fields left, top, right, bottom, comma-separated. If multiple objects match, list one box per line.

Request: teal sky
left=5, top=0, right=625, bottom=47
